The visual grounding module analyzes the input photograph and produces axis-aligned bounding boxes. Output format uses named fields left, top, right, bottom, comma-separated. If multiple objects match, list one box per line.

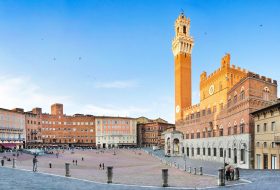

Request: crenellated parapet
left=200, top=53, right=248, bottom=88
left=247, top=72, right=277, bottom=85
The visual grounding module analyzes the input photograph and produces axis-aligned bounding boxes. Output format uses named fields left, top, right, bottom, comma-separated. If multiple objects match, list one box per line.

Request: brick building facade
left=41, top=104, right=96, bottom=148
left=137, top=117, right=174, bottom=148
left=25, top=108, right=42, bottom=148
left=252, top=100, right=280, bottom=169
left=0, top=108, right=25, bottom=150
left=95, top=116, right=137, bottom=149
left=165, top=13, right=278, bottom=169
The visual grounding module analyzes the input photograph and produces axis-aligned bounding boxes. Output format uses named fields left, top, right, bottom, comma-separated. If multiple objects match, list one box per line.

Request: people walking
left=99, top=163, right=102, bottom=170
left=75, top=160, right=77, bottom=165
left=225, top=166, right=230, bottom=181
left=33, top=156, right=38, bottom=172
left=230, top=167, right=235, bottom=180
left=72, top=160, right=75, bottom=165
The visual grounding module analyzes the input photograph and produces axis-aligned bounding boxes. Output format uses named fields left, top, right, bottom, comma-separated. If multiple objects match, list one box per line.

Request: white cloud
left=0, top=75, right=70, bottom=112
left=93, top=80, right=137, bottom=89
left=0, top=75, right=174, bottom=123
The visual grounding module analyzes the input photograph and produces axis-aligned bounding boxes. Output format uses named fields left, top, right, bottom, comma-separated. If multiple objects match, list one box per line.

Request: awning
left=0, top=143, right=17, bottom=149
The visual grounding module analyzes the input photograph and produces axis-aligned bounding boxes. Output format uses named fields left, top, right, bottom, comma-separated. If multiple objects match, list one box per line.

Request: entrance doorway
left=234, top=148, right=237, bottom=164
left=271, top=155, right=277, bottom=169
left=263, top=154, right=268, bottom=169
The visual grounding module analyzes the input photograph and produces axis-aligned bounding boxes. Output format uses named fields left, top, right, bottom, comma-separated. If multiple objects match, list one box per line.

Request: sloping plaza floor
left=0, top=149, right=217, bottom=189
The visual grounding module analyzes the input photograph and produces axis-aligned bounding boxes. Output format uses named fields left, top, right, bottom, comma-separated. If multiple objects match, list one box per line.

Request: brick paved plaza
left=2, top=148, right=279, bottom=190
left=0, top=149, right=218, bottom=188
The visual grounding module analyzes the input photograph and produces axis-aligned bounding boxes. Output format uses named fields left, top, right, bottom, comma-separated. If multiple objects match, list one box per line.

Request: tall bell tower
left=172, top=12, right=194, bottom=121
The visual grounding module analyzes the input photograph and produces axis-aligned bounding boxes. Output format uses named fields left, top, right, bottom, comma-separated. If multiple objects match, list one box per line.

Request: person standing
left=33, top=156, right=38, bottom=172
left=99, top=163, right=101, bottom=170
left=75, top=160, right=77, bottom=165
left=102, top=163, right=104, bottom=170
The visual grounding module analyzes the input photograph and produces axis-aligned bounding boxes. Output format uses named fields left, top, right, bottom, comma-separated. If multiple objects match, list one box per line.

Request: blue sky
left=0, top=0, right=279, bottom=123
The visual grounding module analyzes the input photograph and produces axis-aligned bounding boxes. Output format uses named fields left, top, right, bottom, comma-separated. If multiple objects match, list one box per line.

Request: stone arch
left=264, top=87, right=270, bottom=92
left=173, top=138, right=180, bottom=155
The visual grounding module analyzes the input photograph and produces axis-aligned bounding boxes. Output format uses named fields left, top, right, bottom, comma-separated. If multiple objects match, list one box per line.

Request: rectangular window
left=234, top=126, right=237, bottom=134
left=228, top=127, right=231, bottom=135
left=208, top=148, right=211, bottom=156
left=202, top=110, right=206, bottom=116
left=240, top=91, right=245, bottom=100
left=220, top=148, right=223, bottom=157
left=197, top=132, right=200, bottom=139
left=207, top=108, right=211, bottom=115
left=234, top=95, right=238, bottom=104
left=271, top=122, right=275, bottom=131
left=257, top=125, right=260, bottom=133
left=213, top=106, right=217, bottom=113
left=191, top=133, right=194, bottom=139
left=228, top=148, right=231, bottom=158
left=256, top=154, right=261, bottom=169
left=203, top=148, right=206, bottom=156
left=191, top=114, right=194, bottom=119
left=264, top=123, right=267, bottom=132
left=240, top=124, right=244, bottom=134
left=213, top=148, right=217, bottom=157
left=219, top=129, right=223, bottom=136
left=203, top=131, right=206, bottom=138
left=241, top=149, right=245, bottom=163
left=197, top=148, right=200, bottom=155
left=196, top=112, right=200, bottom=118
left=271, top=155, right=277, bottom=169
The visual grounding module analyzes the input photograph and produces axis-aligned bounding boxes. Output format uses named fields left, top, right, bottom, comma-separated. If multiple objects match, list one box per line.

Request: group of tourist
left=225, top=163, right=235, bottom=181
left=99, top=163, right=105, bottom=170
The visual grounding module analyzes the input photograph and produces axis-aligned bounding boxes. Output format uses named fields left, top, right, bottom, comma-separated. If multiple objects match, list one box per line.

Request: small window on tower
left=183, top=26, right=186, bottom=34
left=177, top=27, right=179, bottom=34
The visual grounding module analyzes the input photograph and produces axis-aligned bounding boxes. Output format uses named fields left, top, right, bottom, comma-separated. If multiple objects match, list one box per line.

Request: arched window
left=263, top=87, right=270, bottom=101
left=183, top=25, right=186, bottom=34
